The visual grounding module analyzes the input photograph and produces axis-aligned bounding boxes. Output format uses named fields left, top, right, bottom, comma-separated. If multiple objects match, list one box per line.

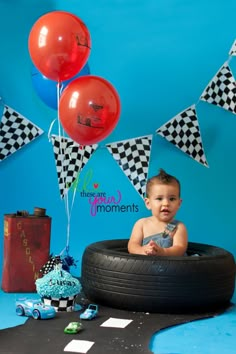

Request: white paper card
left=64, top=339, right=95, bottom=353
left=100, top=317, right=133, bottom=328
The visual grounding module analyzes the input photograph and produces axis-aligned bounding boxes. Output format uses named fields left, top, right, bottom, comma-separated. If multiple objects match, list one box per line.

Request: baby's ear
left=144, top=197, right=151, bottom=210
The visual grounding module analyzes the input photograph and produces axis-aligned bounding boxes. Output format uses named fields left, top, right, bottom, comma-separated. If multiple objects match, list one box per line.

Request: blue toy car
left=16, top=298, right=56, bottom=320
left=80, top=304, right=98, bottom=320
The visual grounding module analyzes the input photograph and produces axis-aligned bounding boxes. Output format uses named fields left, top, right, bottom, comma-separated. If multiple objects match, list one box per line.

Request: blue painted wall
left=1, top=0, right=236, bottom=280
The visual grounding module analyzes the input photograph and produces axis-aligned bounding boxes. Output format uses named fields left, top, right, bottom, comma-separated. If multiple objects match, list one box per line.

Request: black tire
left=81, top=239, right=235, bottom=313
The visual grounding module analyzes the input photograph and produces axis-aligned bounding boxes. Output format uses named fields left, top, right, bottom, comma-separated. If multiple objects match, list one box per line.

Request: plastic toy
left=16, top=298, right=56, bottom=320
left=80, top=304, right=98, bottom=320
left=64, top=322, right=83, bottom=334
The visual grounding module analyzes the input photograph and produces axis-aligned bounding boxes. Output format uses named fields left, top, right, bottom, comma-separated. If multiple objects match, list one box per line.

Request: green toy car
left=64, top=321, right=83, bottom=334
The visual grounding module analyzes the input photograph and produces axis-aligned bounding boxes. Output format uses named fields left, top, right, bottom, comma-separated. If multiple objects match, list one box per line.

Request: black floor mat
left=0, top=302, right=232, bottom=354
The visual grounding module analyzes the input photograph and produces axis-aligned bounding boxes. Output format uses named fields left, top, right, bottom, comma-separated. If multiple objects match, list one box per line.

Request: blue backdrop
left=1, top=0, right=236, bottom=280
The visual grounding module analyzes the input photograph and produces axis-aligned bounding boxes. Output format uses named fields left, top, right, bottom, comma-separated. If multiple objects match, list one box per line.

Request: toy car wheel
left=32, top=309, right=40, bottom=320
left=16, top=305, right=24, bottom=316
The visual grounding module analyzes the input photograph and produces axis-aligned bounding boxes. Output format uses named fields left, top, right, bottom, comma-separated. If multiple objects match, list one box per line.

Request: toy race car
left=16, top=298, right=56, bottom=320
left=80, top=304, right=98, bottom=320
left=64, top=322, right=83, bottom=334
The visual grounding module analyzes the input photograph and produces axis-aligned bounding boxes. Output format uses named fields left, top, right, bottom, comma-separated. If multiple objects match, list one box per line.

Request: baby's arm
left=128, top=219, right=157, bottom=255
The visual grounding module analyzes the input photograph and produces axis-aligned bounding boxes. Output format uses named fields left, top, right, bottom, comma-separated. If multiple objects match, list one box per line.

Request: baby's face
left=145, top=182, right=182, bottom=222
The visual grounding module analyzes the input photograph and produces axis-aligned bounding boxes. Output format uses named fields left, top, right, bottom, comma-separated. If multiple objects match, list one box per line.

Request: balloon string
left=64, top=175, right=78, bottom=253
left=60, top=170, right=79, bottom=256
left=64, top=143, right=83, bottom=252
left=56, top=81, right=70, bottom=256
left=47, top=119, right=56, bottom=141
left=64, top=191, right=70, bottom=253
left=57, top=82, right=62, bottom=137
left=56, top=81, right=79, bottom=257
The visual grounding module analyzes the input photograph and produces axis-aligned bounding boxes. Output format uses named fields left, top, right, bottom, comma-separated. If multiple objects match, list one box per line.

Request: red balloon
left=28, top=11, right=91, bottom=82
left=59, top=76, right=121, bottom=145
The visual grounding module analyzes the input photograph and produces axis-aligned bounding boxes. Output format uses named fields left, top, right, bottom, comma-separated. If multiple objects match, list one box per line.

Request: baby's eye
left=156, top=197, right=162, bottom=201
left=169, top=197, right=176, bottom=201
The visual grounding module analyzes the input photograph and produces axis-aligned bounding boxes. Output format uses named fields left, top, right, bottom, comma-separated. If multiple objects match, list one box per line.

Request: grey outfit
left=142, top=220, right=179, bottom=248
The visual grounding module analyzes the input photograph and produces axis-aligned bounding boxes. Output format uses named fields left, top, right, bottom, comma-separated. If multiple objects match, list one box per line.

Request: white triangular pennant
left=156, top=105, right=208, bottom=167
left=0, top=105, right=44, bottom=161
left=50, top=135, right=97, bottom=198
left=106, top=135, right=153, bottom=199
left=200, top=62, right=236, bottom=114
left=229, top=40, right=236, bottom=56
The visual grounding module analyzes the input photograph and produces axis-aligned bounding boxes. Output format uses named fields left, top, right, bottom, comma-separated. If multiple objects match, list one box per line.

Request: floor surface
left=0, top=290, right=235, bottom=354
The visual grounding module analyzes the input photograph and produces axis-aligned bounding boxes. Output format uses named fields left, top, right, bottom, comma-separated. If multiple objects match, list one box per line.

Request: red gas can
left=2, top=213, right=51, bottom=292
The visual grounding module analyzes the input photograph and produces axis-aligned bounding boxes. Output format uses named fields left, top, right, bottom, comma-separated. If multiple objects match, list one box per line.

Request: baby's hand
left=142, top=243, right=155, bottom=255
left=144, top=240, right=164, bottom=256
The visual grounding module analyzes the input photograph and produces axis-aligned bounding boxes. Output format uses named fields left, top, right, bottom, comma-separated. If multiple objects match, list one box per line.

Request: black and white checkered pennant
left=156, top=105, right=208, bottom=167
left=51, top=135, right=97, bottom=198
left=229, top=40, right=236, bottom=56
left=200, top=62, right=236, bottom=114
left=106, top=135, right=153, bottom=199
left=39, top=255, right=62, bottom=275
left=0, top=105, right=43, bottom=161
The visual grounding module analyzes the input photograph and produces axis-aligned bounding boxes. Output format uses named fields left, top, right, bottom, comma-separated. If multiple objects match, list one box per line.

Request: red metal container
left=2, top=214, right=51, bottom=292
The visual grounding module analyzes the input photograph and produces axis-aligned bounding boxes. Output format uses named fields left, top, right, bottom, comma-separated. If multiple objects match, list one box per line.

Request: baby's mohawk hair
left=146, top=168, right=181, bottom=197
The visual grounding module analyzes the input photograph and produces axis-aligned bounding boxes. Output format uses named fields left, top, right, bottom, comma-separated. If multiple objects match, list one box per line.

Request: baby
left=128, top=168, right=188, bottom=256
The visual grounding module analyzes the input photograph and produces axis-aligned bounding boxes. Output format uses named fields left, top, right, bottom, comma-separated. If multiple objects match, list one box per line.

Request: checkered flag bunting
left=200, top=62, right=236, bottom=114
left=106, top=135, right=153, bottom=199
left=229, top=40, right=236, bottom=56
left=50, top=135, right=97, bottom=198
left=0, top=105, right=43, bottom=161
left=156, top=105, right=208, bottom=167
